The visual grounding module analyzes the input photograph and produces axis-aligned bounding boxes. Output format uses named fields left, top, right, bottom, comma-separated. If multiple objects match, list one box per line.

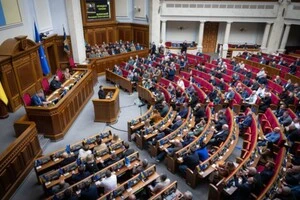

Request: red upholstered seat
left=56, top=69, right=64, bottom=82
left=22, top=93, right=32, bottom=106
left=165, top=41, right=172, bottom=47
left=41, top=78, right=52, bottom=95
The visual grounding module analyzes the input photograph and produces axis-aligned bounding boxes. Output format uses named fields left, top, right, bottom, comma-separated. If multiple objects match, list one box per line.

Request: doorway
left=202, top=22, right=219, bottom=53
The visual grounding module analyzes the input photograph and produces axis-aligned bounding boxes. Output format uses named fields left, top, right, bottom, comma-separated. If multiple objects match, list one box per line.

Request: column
left=65, top=0, right=86, bottom=64
left=222, top=22, right=232, bottom=58
left=260, top=23, right=272, bottom=52
left=197, top=21, right=205, bottom=53
left=161, top=20, right=167, bottom=45
left=150, top=0, right=161, bottom=46
left=278, top=24, right=291, bottom=52
left=266, top=0, right=287, bottom=53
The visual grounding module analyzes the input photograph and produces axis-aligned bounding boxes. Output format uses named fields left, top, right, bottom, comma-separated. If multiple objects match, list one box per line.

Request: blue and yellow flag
left=0, top=81, right=8, bottom=105
left=34, top=22, right=50, bottom=75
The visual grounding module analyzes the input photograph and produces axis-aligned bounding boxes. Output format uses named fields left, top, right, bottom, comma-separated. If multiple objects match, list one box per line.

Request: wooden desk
left=92, top=87, right=120, bottom=123
left=0, top=116, right=41, bottom=200
left=106, top=69, right=133, bottom=94
left=25, top=69, right=94, bottom=140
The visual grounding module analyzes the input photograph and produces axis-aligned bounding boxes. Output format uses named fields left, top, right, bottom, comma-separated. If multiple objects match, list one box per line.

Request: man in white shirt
left=78, top=144, right=92, bottom=161
left=256, top=84, right=266, bottom=98
left=256, top=68, right=266, bottom=79
left=244, top=91, right=258, bottom=105
left=177, top=78, right=185, bottom=91
left=96, top=170, right=117, bottom=193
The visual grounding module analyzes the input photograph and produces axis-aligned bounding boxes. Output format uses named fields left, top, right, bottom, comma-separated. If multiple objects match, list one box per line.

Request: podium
left=92, top=87, right=120, bottom=123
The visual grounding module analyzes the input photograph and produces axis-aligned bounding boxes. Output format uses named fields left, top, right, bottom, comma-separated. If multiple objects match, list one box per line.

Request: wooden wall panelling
left=0, top=36, right=43, bottom=112
left=0, top=118, right=41, bottom=200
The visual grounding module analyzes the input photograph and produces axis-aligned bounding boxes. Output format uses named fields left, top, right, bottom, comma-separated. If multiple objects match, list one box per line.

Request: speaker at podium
left=92, top=86, right=120, bottom=123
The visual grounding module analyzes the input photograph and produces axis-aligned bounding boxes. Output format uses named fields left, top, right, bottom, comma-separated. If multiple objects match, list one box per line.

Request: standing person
left=98, top=85, right=105, bottom=99
left=181, top=41, right=188, bottom=54
left=151, top=42, right=156, bottom=55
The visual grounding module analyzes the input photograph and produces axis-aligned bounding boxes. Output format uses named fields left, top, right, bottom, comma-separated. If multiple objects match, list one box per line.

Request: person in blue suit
left=238, top=112, right=253, bottom=135
left=31, top=90, right=51, bottom=106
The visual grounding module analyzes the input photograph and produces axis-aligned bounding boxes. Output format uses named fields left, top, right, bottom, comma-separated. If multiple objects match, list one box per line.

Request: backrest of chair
left=41, top=78, right=50, bottom=93
left=56, top=69, right=64, bottom=82
left=23, top=93, right=32, bottom=106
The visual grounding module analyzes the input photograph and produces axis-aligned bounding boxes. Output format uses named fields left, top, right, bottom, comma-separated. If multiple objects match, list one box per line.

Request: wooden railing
left=89, top=49, right=149, bottom=75
left=0, top=115, right=42, bottom=200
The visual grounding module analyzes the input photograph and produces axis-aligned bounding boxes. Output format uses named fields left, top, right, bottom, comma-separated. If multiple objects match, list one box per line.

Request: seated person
left=132, top=159, right=149, bottom=175
left=195, top=142, right=209, bottom=162
left=178, top=146, right=200, bottom=176
left=209, top=161, right=235, bottom=184
left=93, top=136, right=108, bottom=153
left=237, top=112, right=253, bottom=134
left=63, top=188, right=78, bottom=200
left=178, top=102, right=189, bottom=119
left=148, top=174, right=171, bottom=194
left=96, top=170, right=117, bottom=194
left=193, top=103, right=205, bottom=124
left=86, top=154, right=99, bottom=173
left=189, top=92, right=199, bottom=109
left=259, top=161, right=274, bottom=184
left=31, top=90, right=51, bottom=106
left=64, top=68, right=71, bottom=80
left=279, top=111, right=293, bottom=127
left=78, top=144, right=92, bottom=161
left=98, top=85, right=106, bottom=99
left=258, top=92, right=272, bottom=112
left=51, top=180, right=70, bottom=195
left=194, top=119, right=207, bottom=136
left=151, top=109, right=163, bottom=124
left=224, top=87, right=235, bottom=102
left=243, top=91, right=258, bottom=106
left=207, top=124, right=229, bottom=147
left=50, top=75, right=62, bottom=91
left=80, top=181, right=99, bottom=199
left=59, top=152, right=76, bottom=167
left=122, top=142, right=135, bottom=157
left=275, top=104, right=287, bottom=118
left=213, top=110, right=228, bottom=131
left=104, top=152, right=120, bottom=167
left=71, top=164, right=90, bottom=183
left=258, top=127, right=281, bottom=146
left=158, top=101, right=169, bottom=118
left=156, top=139, right=183, bottom=162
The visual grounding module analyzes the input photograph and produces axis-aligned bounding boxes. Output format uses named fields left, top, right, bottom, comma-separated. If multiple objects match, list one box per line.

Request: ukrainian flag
left=0, top=81, right=8, bottom=105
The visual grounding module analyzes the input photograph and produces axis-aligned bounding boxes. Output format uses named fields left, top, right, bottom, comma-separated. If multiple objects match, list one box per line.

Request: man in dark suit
left=259, top=92, right=272, bottom=112
left=279, top=111, right=293, bottom=127
left=50, top=75, right=62, bottom=91
left=193, top=103, right=205, bottom=124
left=275, top=104, right=287, bottom=118
left=189, top=92, right=199, bottom=109
left=98, top=85, right=106, bottom=99
left=224, top=87, right=235, bottom=102
left=71, top=164, right=90, bottom=183
left=178, top=146, right=199, bottom=176
left=251, top=79, right=260, bottom=91
left=181, top=41, right=188, bottom=54
left=208, top=124, right=229, bottom=147
left=59, top=152, right=76, bottom=167
left=80, top=181, right=99, bottom=200
left=151, top=42, right=156, bottom=55
left=284, top=79, right=294, bottom=92
left=238, top=112, right=253, bottom=134
left=122, top=142, right=135, bottom=157
left=170, top=116, right=183, bottom=130
left=178, top=102, right=189, bottom=119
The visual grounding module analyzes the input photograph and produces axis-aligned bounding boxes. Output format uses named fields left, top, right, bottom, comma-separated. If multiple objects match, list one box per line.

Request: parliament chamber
left=0, top=0, right=300, bottom=200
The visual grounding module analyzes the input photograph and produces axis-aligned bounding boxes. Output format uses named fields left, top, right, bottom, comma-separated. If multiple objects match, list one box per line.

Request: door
left=202, top=22, right=219, bottom=53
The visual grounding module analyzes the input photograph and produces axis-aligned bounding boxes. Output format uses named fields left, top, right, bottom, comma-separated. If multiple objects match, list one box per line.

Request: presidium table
left=92, top=87, right=120, bottom=123
left=24, top=69, right=94, bottom=140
